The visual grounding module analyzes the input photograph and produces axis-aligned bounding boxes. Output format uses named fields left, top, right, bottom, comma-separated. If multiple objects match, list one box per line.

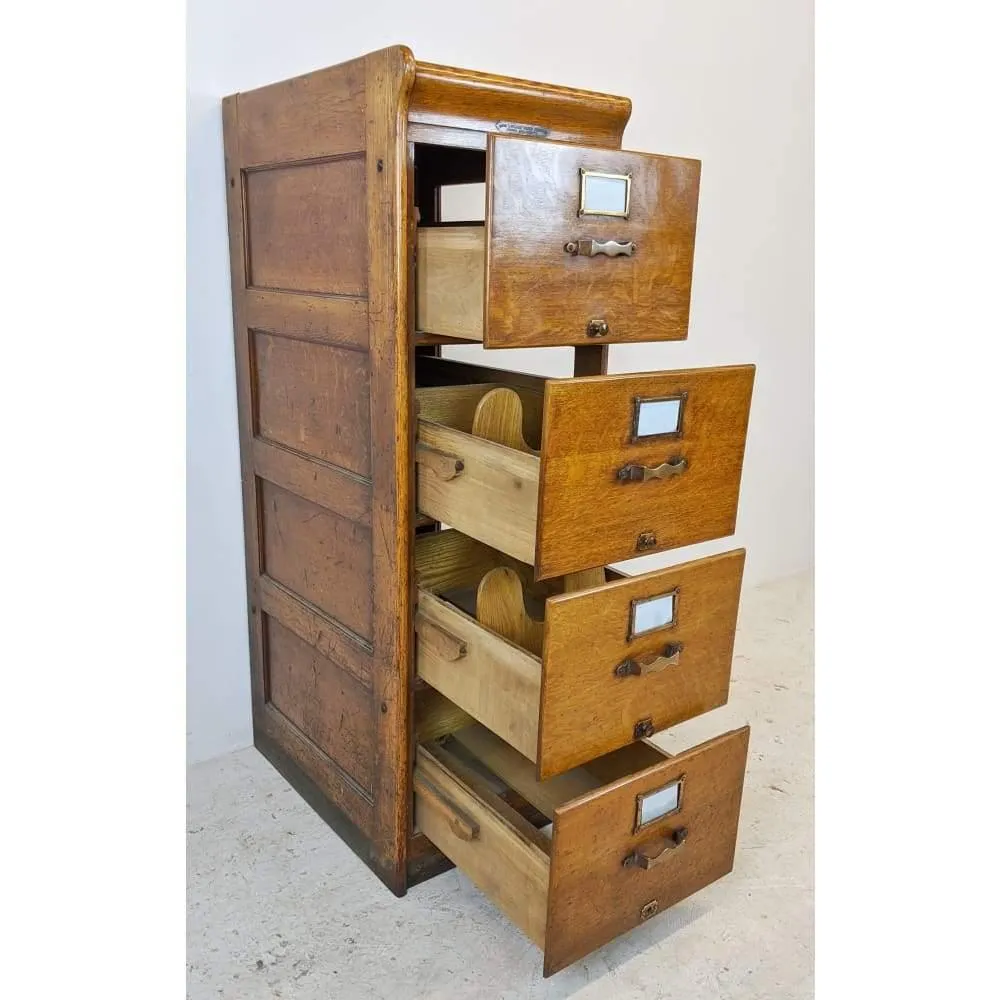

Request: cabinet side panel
left=222, top=59, right=383, bottom=855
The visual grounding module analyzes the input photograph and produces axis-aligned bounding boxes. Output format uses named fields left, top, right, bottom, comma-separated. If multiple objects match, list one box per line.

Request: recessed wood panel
left=266, top=616, right=374, bottom=792
left=246, top=157, right=368, bottom=295
left=237, top=57, right=366, bottom=167
left=254, top=332, right=371, bottom=476
left=259, top=480, right=373, bottom=640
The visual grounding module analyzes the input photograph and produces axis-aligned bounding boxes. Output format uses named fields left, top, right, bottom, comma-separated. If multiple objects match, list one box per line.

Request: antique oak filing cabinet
left=223, top=45, right=755, bottom=976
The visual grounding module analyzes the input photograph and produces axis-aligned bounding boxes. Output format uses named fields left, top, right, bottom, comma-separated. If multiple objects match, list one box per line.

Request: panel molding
left=257, top=702, right=376, bottom=831
left=257, top=575, right=374, bottom=688
left=245, top=288, right=369, bottom=351
left=253, top=438, right=372, bottom=525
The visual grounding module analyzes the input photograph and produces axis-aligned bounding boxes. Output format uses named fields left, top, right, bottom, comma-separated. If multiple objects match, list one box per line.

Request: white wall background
left=187, top=0, right=813, bottom=763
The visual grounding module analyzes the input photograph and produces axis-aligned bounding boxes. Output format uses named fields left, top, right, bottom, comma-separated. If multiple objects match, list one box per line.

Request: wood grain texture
left=562, top=568, right=607, bottom=592
left=415, top=227, right=484, bottom=340
left=537, top=549, right=746, bottom=778
left=414, top=744, right=550, bottom=947
left=416, top=419, right=539, bottom=565
left=253, top=332, right=371, bottom=475
left=414, top=686, right=475, bottom=743
left=415, top=588, right=541, bottom=761
left=414, top=527, right=552, bottom=599
left=252, top=438, right=371, bottom=527
left=545, top=726, right=750, bottom=976
left=536, top=365, right=755, bottom=578
left=237, top=56, right=366, bottom=167
left=364, top=45, right=418, bottom=894
left=259, top=480, right=373, bottom=641
left=485, top=136, right=700, bottom=348
left=245, top=289, right=368, bottom=351
left=410, top=61, right=631, bottom=147
left=266, top=616, right=375, bottom=791
left=246, top=157, right=368, bottom=295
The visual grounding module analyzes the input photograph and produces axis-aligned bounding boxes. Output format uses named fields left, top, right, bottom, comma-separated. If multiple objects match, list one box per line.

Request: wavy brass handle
left=623, top=828, right=688, bottom=869
left=614, top=643, right=684, bottom=678
left=617, top=456, right=687, bottom=483
left=564, top=238, right=636, bottom=257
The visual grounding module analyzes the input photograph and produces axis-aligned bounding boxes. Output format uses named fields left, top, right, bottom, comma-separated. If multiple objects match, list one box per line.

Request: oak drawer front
left=545, top=725, right=750, bottom=975
left=536, top=365, right=755, bottom=579
left=539, top=548, right=745, bottom=777
left=486, top=135, right=700, bottom=348
left=414, top=529, right=745, bottom=780
left=414, top=724, right=750, bottom=977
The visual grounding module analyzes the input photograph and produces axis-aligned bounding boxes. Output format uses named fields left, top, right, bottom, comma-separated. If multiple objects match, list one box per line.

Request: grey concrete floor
left=188, top=573, right=813, bottom=1000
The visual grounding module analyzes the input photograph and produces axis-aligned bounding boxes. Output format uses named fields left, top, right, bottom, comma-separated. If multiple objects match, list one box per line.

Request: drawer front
left=535, top=365, right=754, bottom=579
left=486, top=135, right=700, bottom=348
left=545, top=726, right=750, bottom=976
left=538, top=549, right=745, bottom=778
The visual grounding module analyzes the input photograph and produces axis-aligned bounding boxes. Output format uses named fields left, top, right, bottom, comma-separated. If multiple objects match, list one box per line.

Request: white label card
left=638, top=780, right=681, bottom=826
left=631, top=592, right=676, bottom=637
left=635, top=397, right=683, bottom=438
left=580, top=171, right=631, bottom=217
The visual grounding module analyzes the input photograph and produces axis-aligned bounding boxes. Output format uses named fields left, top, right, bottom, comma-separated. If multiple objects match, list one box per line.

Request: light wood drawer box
left=415, top=529, right=745, bottom=779
left=415, top=722, right=750, bottom=977
left=416, top=363, right=755, bottom=580
left=414, top=134, right=700, bottom=348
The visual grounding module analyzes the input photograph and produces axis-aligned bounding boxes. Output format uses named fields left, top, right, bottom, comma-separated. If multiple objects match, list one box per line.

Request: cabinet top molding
left=225, top=45, right=633, bottom=156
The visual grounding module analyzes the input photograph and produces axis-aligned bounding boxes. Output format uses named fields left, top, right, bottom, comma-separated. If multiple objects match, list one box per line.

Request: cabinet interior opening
left=413, top=143, right=488, bottom=341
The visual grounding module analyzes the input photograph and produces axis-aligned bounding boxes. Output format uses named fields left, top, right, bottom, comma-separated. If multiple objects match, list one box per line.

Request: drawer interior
left=414, top=142, right=487, bottom=342
left=414, top=724, right=671, bottom=956
left=415, top=720, right=750, bottom=977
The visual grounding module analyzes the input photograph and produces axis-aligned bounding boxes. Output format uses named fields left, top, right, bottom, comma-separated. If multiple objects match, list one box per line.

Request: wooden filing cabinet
left=223, top=44, right=755, bottom=978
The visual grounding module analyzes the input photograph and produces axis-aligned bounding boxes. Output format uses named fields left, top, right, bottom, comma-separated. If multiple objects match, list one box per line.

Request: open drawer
left=415, top=722, right=750, bottom=977
left=415, top=362, right=755, bottom=580
left=415, top=529, right=745, bottom=779
left=414, top=134, right=700, bottom=347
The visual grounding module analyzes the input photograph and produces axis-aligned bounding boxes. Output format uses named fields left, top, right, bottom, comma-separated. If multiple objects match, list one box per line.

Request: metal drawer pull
left=415, top=772, right=480, bottom=842
left=564, top=238, right=636, bottom=257
left=623, top=828, right=688, bottom=869
left=614, top=643, right=684, bottom=678
left=415, top=614, right=467, bottom=662
left=617, top=456, right=687, bottom=483
left=416, top=442, right=464, bottom=481
left=587, top=318, right=609, bottom=338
